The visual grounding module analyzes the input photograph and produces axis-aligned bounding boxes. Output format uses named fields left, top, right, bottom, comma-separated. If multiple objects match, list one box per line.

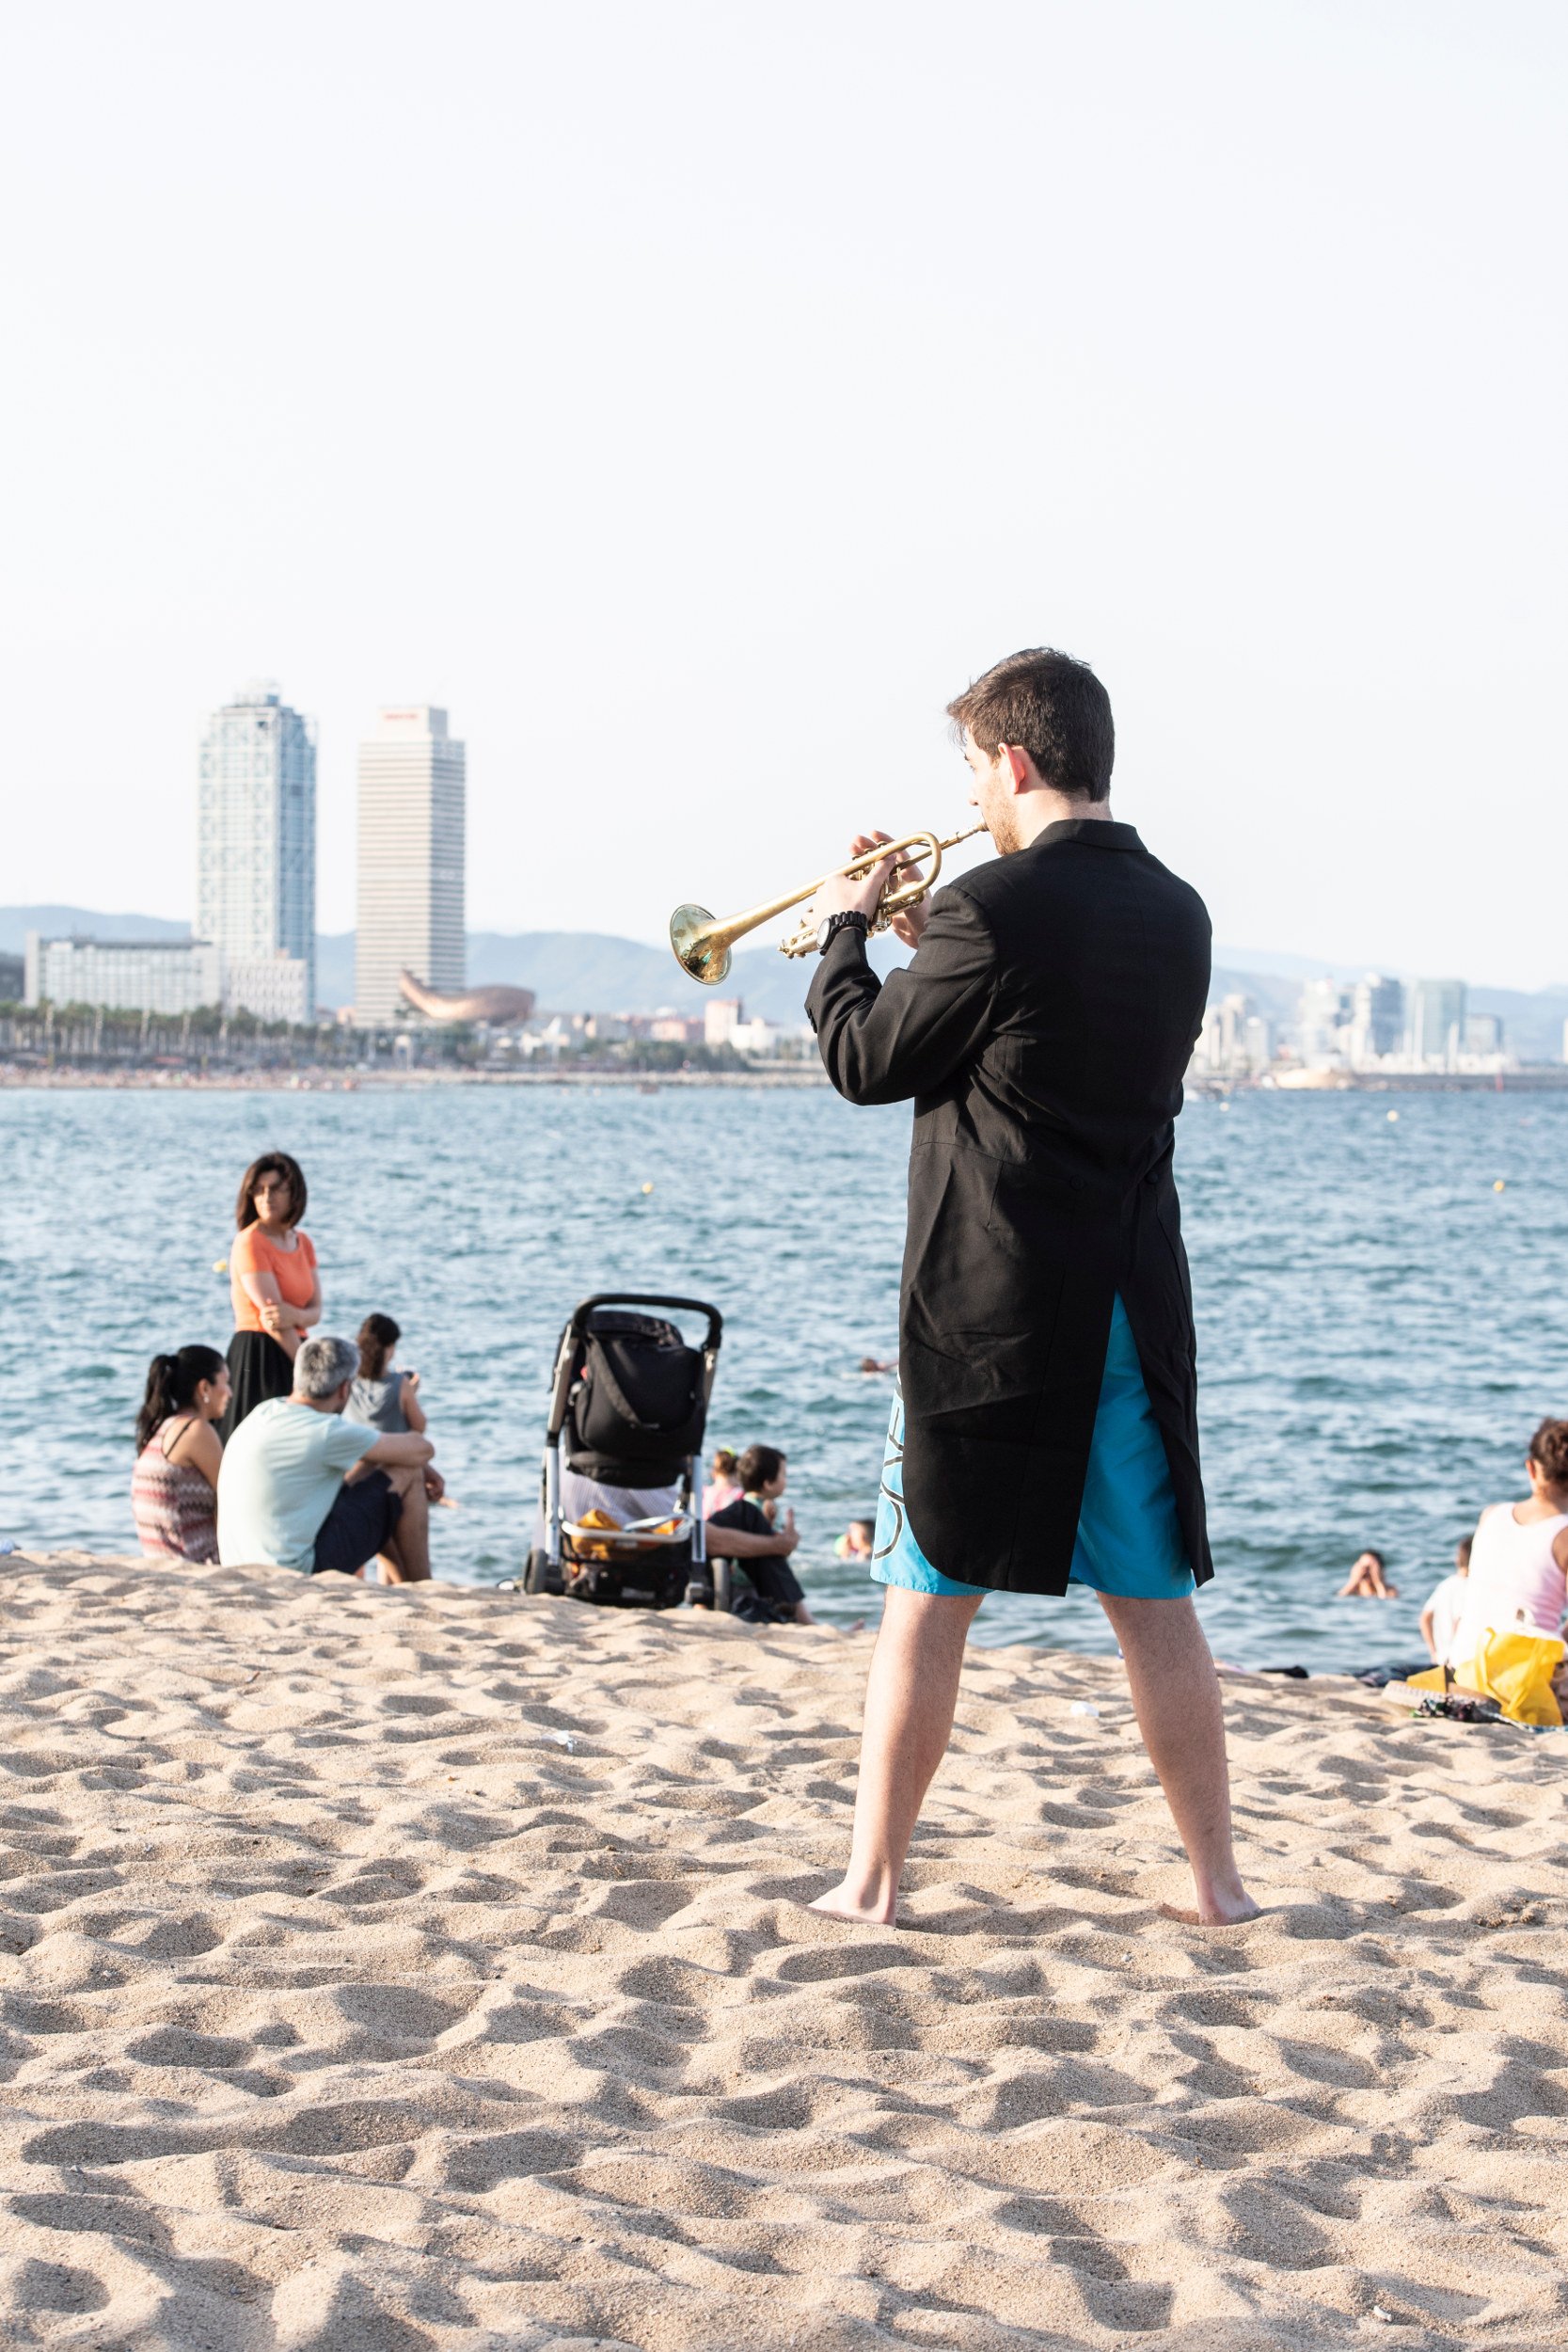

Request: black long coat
left=806, top=818, right=1212, bottom=1597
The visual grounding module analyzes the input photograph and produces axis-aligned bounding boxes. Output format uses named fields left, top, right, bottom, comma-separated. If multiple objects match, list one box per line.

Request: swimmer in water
left=1338, top=1547, right=1399, bottom=1599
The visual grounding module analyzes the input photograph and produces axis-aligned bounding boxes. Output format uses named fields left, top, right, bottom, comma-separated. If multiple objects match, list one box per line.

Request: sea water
left=4, top=1084, right=1564, bottom=1670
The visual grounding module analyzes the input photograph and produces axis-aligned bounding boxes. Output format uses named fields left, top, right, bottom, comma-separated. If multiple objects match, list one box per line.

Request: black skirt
left=222, top=1329, right=293, bottom=1440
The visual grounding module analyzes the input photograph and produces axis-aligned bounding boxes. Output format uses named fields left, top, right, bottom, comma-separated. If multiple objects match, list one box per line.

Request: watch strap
left=821, top=910, right=870, bottom=951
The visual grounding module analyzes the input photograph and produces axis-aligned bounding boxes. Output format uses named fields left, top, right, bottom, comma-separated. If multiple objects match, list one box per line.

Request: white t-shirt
left=1422, top=1572, right=1466, bottom=1663
left=218, top=1399, right=378, bottom=1572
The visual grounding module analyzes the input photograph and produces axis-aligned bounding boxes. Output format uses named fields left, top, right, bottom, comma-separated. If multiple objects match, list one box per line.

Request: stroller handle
left=567, top=1292, right=723, bottom=1353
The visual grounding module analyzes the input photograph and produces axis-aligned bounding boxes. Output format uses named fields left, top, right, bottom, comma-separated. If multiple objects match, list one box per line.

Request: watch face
left=816, top=916, right=833, bottom=952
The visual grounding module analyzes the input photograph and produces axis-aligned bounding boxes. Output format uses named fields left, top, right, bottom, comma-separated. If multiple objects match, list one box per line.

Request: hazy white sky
left=3, top=2, right=1564, bottom=984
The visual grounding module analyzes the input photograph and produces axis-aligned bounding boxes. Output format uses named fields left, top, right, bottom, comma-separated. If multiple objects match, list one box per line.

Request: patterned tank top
left=131, top=1422, right=219, bottom=1564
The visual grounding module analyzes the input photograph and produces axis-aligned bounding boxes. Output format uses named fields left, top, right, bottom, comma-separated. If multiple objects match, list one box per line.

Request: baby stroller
left=524, top=1293, right=728, bottom=1610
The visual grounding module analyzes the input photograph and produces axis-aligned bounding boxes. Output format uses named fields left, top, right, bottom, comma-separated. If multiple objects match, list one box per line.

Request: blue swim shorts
left=871, top=1294, right=1196, bottom=1600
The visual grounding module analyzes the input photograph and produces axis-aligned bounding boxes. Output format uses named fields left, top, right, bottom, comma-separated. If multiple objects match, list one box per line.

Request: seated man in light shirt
left=1419, top=1535, right=1471, bottom=1664
left=218, top=1334, right=441, bottom=1581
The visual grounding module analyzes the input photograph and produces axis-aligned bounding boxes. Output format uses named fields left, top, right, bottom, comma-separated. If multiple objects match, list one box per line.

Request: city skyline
left=3, top=9, right=1564, bottom=991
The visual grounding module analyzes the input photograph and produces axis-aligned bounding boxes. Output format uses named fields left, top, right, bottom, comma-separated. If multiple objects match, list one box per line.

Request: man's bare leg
left=810, top=1588, right=984, bottom=1924
left=1097, top=1592, right=1259, bottom=1924
left=376, top=1465, right=432, bottom=1584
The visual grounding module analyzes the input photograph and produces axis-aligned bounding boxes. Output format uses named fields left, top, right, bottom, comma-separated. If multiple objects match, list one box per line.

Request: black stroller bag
left=567, top=1311, right=709, bottom=1486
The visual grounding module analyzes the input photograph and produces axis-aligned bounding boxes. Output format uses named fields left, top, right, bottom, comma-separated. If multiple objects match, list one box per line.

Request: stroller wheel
left=524, top=1549, right=564, bottom=1597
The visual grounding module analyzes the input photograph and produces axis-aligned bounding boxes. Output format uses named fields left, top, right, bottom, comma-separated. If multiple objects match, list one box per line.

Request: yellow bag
left=1409, top=1626, right=1565, bottom=1727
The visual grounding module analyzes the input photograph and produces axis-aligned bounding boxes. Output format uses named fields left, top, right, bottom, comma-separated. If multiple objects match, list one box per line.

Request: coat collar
left=1033, top=818, right=1143, bottom=852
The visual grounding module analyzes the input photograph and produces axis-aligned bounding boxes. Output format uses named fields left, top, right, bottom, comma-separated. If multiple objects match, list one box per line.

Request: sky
left=2, top=1, right=1564, bottom=986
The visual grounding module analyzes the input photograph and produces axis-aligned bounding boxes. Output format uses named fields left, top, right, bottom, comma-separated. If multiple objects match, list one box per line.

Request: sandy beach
left=2, top=1556, right=1565, bottom=2350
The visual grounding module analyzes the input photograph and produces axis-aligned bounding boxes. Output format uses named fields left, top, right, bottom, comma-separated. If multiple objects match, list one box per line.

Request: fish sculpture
left=397, top=971, right=536, bottom=1025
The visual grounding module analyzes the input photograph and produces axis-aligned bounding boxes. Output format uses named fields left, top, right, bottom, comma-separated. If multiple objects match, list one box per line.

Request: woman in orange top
left=221, top=1151, right=324, bottom=1437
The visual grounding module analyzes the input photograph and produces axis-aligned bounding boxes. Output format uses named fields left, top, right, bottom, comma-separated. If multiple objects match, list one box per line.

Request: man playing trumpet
left=803, top=645, right=1257, bottom=1929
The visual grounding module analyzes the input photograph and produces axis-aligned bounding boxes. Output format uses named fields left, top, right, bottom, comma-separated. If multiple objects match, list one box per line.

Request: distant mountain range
left=4, top=905, right=1566, bottom=1059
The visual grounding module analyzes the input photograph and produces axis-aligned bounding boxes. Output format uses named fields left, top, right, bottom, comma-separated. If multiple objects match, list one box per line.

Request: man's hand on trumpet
left=812, top=834, right=931, bottom=948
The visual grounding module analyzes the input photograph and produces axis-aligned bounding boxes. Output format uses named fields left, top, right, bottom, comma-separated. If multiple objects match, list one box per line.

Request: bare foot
left=806, top=1883, right=897, bottom=1927
left=1160, top=1892, right=1264, bottom=1927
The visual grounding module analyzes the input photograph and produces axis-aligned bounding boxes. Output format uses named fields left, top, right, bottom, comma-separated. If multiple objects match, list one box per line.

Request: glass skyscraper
left=1406, top=977, right=1467, bottom=1069
left=198, top=681, right=316, bottom=1018
left=355, top=707, right=467, bottom=1025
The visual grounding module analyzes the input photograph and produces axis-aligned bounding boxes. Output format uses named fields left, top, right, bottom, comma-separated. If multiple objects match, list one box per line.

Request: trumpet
left=669, top=822, right=987, bottom=987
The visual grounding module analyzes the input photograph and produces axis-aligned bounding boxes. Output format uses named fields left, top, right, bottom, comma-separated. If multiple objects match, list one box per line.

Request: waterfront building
left=355, top=707, right=467, bottom=1026
left=24, top=933, right=223, bottom=1015
left=1297, top=977, right=1351, bottom=1064
left=1464, top=1013, right=1504, bottom=1057
left=221, top=956, right=311, bottom=1025
left=198, top=681, right=316, bottom=1018
left=704, top=997, right=742, bottom=1048
left=1193, top=993, right=1272, bottom=1079
left=1406, top=978, right=1466, bottom=1070
left=1348, top=973, right=1404, bottom=1066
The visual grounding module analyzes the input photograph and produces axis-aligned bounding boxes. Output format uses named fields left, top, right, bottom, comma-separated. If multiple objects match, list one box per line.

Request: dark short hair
left=1528, top=1418, right=1568, bottom=1485
left=1359, top=1549, right=1386, bottom=1569
left=739, top=1443, right=785, bottom=1490
left=946, top=646, right=1115, bottom=803
left=236, top=1151, right=307, bottom=1231
left=1455, top=1535, right=1472, bottom=1567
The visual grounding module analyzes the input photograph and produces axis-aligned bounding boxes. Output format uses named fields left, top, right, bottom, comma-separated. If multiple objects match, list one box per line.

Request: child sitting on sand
left=704, top=1446, right=743, bottom=1518
left=834, top=1517, right=876, bottom=1560
left=1419, top=1536, right=1471, bottom=1663
left=345, top=1314, right=427, bottom=1438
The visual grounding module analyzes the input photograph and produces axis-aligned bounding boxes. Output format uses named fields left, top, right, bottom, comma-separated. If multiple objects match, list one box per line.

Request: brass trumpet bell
left=668, top=822, right=986, bottom=987
left=669, top=903, right=734, bottom=988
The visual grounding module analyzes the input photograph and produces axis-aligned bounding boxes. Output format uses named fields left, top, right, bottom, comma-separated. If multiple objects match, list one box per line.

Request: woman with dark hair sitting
left=709, top=1443, right=819, bottom=1625
left=223, top=1152, right=322, bottom=1437
left=131, top=1345, right=230, bottom=1563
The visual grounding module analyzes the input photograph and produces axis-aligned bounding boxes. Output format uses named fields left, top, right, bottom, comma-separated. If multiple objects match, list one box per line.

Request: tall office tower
left=198, top=681, right=317, bottom=1020
left=1407, top=978, right=1466, bottom=1068
left=355, top=707, right=467, bottom=1025
left=1348, top=972, right=1405, bottom=1067
left=1297, top=977, right=1351, bottom=1062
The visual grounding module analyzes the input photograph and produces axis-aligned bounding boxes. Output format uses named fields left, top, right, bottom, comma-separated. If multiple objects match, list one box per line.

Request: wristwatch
left=816, top=909, right=870, bottom=956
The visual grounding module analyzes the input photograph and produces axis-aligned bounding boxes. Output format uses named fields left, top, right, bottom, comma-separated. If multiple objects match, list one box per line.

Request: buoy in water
left=214, top=1258, right=229, bottom=1273
left=1386, top=1111, right=1399, bottom=1122
left=1494, top=1179, right=1506, bottom=1192
left=641, top=1182, right=655, bottom=1195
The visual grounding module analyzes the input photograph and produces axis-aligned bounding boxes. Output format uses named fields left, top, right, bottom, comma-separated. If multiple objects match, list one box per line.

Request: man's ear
left=1004, top=744, right=1031, bottom=791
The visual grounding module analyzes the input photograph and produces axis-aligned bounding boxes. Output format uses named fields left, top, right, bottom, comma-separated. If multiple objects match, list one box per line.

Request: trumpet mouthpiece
left=669, top=903, right=732, bottom=987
